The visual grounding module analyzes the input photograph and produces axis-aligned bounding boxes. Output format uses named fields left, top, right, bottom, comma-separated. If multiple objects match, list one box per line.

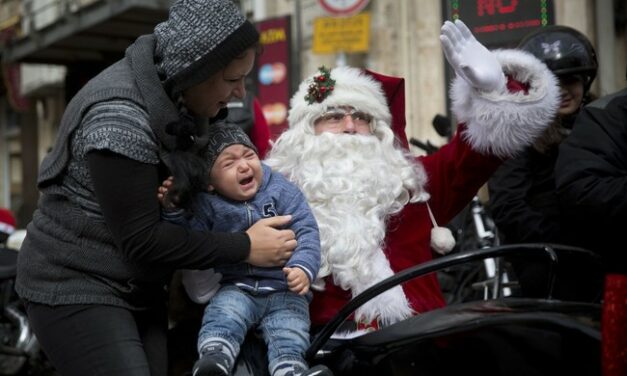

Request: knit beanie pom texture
left=154, top=0, right=259, bottom=96
left=206, top=123, right=258, bottom=172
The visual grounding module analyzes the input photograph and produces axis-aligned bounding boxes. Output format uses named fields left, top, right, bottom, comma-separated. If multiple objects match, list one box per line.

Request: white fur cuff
left=451, top=49, right=560, bottom=158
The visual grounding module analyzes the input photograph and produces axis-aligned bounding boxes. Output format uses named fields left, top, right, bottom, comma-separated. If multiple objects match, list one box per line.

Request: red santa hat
left=364, top=69, right=409, bottom=149
left=0, top=208, right=16, bottom=236
left=288, top=66, right=393, bottom=136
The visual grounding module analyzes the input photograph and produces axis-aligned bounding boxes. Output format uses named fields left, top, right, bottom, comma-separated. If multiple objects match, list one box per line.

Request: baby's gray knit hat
left=206, top=123, right=258, bottom=172
left=154, top=0, right=259, bottom=96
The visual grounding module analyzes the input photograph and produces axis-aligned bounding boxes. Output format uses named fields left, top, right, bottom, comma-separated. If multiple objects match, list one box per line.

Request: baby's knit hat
left=154, top=0, right=259, bottom=96
left=206, top=123, right=258, bottom=172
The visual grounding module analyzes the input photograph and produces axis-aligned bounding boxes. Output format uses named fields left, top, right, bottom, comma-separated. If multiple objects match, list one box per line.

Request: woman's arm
left=88, top=150, right=249, bottom=269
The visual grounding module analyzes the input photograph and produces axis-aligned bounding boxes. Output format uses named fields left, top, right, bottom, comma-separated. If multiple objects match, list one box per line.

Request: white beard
left=265, top=126, right=429, bottom=325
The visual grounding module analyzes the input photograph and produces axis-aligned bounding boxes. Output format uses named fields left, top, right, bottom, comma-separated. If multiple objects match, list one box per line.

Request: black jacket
left=488, top=146, right=569, bottom=244
left=556, top=88, right=627, bottom=274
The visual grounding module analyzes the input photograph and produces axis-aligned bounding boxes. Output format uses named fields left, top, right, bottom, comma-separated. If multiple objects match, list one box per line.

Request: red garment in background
left=602, top=273, right=627, bottom=376
left=251, top=97, right=271, bottom=159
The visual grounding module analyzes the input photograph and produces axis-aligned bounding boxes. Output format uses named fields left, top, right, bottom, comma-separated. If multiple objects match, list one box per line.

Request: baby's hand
left=283, top=267, right=310, bottom=295
left=157, top=176, right=177, bottom=210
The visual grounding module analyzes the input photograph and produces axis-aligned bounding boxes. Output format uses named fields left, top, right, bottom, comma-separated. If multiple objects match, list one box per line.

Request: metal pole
left=293, top=0, right=302, bottom=95
left=595, top=0, right=617, bottom=96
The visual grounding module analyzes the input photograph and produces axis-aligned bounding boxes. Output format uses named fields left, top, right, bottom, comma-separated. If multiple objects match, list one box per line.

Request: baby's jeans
left=198, top=285, right=311, bottom=375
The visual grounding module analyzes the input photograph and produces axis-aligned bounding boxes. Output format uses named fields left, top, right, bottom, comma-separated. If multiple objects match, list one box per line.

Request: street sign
left=312, top=12, right=370, bottom=54
left=318, top=0, right=370, bottom=17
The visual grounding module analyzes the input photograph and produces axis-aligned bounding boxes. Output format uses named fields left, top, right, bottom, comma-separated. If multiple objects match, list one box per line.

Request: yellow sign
left=312, top=12, right=370, bottom=54
left=260, top=27, right=287, bottom=45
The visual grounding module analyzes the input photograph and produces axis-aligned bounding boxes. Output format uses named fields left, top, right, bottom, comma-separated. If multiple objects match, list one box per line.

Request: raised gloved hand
left=440, top=19, right=506, bottom=92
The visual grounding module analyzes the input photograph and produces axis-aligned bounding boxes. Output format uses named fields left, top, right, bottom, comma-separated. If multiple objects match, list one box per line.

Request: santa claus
left=265, top=20, right=559, bottom=330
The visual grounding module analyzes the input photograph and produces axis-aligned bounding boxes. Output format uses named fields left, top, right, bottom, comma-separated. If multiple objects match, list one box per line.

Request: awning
left=1, top=0, right=172, bottom=65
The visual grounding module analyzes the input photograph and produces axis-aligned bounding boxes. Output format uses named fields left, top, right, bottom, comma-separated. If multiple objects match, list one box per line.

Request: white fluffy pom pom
left=430, top=226, right=456, bottom=255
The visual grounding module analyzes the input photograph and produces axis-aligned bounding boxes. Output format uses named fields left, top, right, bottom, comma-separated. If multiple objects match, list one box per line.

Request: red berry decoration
left=305, top=66, right=336, bottom=104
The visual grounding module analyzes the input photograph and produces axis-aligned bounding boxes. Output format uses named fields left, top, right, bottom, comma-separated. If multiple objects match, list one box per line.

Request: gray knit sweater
left=15, top=35, right=239, bottom=309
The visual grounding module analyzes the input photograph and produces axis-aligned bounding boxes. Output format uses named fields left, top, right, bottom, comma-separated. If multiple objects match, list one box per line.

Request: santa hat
left=364, top=69, right=409, bottom=149
left=0, top=208, right=16, bottom=236
left=288, top=66, right=392, bottom=136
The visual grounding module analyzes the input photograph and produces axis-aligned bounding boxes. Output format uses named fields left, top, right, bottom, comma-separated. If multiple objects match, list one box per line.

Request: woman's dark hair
left=164, top=150, right=208, bottom=212
left=163, top=115, right=213, bottom=211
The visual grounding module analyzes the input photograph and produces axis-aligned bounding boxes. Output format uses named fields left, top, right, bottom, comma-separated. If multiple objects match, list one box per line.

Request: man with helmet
left=488, top=25, right=602, bottom=302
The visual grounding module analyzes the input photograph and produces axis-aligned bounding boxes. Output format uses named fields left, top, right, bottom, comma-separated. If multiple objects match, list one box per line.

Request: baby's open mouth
left=239, top=176, right=253, bottom=186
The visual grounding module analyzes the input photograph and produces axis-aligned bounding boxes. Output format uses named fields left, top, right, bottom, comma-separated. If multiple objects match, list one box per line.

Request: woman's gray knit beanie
left=154, top=0, right=259, bottom=96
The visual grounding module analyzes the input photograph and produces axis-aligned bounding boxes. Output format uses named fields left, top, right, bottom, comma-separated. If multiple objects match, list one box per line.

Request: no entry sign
left=318, top=0, right=370, bottom=17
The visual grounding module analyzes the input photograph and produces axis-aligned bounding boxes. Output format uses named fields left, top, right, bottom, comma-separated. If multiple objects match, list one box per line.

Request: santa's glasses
left=314, top=106, right=374, bottom=129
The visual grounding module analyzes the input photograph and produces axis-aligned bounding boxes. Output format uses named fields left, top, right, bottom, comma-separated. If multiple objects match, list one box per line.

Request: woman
left=15, top=1, right=295, bottom=375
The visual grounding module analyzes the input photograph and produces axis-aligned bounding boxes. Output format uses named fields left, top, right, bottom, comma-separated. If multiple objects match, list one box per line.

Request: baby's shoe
left=289, top=364, right=334, bottom=376
left=192, top=345, right=232, bottom=376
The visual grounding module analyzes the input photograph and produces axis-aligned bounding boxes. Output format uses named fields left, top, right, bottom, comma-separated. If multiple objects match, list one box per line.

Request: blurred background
left=0, top=0, right=625, bottom=227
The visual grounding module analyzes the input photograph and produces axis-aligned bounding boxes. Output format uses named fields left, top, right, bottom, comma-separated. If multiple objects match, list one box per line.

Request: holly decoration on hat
left=305, top=66, right=335, bottom=104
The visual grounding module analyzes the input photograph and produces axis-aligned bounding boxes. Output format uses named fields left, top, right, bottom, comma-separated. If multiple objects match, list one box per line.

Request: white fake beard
left=266, top=128, right=429, bottom=325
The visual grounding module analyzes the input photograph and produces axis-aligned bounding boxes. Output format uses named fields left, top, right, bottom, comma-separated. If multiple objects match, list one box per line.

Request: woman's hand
left=157, top=176, right=177, bottom=210
left=246, top=215, right=297, bottom=267
left=440, top=19, right=506, bottom=92
left=283, top=267, right=310, bottom=295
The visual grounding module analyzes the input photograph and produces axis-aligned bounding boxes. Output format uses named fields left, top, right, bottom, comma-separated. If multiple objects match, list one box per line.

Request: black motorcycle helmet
left=518, top=25, right=598, bottom=93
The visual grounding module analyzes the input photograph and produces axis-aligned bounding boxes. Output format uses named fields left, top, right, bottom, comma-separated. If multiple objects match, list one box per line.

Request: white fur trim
left=288, top=66, right=391, bottom=134
left=0, top=222, right=15, bottom=235
left=451, top=49, right=560, bottom=158
left=351, top=247, right=414, bottom=325
left=6, top=230, right=26, bottom=251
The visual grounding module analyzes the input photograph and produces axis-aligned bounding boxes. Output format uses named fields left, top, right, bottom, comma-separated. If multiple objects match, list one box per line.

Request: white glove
left=440, top=19, right=506, bottom=92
